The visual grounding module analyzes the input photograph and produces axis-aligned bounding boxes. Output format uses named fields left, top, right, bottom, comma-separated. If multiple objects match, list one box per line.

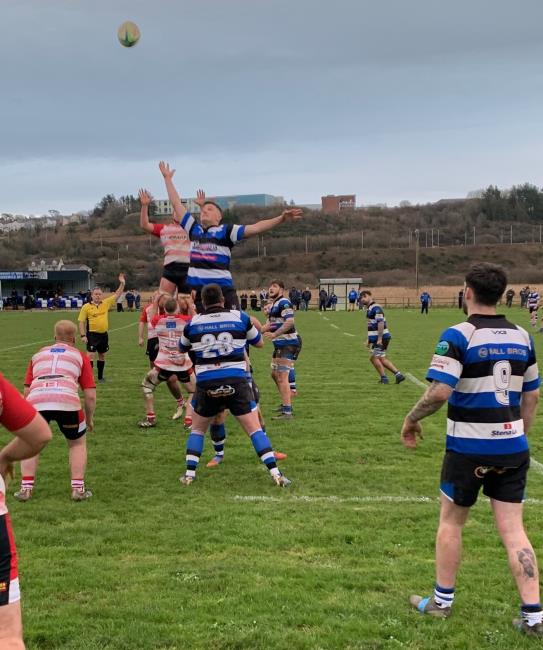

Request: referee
left=78, top=273, right=125, bottom=382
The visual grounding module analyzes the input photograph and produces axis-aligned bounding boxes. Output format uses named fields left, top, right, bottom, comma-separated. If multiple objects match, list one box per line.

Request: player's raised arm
left=159, top=161, right=189, bottom=223
left=243, top=208, right=303, bottom=238
left=138, top=189, right=155, bottom=234
left=112, top=273, right=126, bottom=300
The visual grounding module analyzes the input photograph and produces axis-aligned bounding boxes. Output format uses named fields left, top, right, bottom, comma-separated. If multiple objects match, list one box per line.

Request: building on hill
left=153, top=193, right=284, bottom=216
left=321, top=195, right=356, bottom=214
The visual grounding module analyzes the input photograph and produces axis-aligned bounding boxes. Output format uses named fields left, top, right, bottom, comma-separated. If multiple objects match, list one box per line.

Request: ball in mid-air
left=117, top=21, right=140, bottom=48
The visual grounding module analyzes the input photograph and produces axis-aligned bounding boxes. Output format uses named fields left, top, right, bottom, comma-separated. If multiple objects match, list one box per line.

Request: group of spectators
left=238, top=287, right=313, bottom=311
left=115, top=290, right=141, bottom=312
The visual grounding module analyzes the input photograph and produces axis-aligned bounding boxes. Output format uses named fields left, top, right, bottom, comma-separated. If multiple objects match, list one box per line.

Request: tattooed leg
left=492, top=500, right=541, bottom=604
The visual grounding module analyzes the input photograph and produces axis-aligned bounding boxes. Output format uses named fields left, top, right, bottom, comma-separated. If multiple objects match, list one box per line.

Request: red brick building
left=321, top=194, right=356, bottom=214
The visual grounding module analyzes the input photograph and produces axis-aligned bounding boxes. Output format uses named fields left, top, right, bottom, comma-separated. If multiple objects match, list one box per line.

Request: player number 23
left=201, top=332, right=234, bottom=358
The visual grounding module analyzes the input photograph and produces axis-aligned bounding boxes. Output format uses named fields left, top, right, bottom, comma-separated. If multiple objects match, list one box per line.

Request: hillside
left=1, top=184, right=543, bottom=289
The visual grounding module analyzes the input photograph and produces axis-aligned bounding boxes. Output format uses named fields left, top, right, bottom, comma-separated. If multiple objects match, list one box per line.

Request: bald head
left=54, top=320, right=77, bottom=344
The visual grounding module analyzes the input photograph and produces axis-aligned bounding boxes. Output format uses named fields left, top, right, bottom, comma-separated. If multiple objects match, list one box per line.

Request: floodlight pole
left=415, top=229, right=420, bottom=291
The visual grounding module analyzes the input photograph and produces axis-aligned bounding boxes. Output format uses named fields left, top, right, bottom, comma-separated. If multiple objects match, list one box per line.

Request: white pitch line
left=531, top=458, right=543, bottom=476
left=323, top=317, right=329, bottom=321
left=343, top=332, right=356, bottom=337
left=330, top=324, right=340, bottom=329
left=233, top=495, right=543, bottom=505
left=0, top=321, right=138, bottom=354
left=405, top=372, right=428, bottom=390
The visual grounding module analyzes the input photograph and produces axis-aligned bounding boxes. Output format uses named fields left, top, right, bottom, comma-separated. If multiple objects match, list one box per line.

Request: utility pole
left=473, top=226, right=476, bottom=245
left=415, top=229, right=420, bottom=291
left=361, top=231, right=364, bottom=249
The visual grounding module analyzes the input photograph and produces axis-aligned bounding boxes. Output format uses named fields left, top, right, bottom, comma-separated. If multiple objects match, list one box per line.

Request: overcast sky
left=1, top=0, right=543, bottom=214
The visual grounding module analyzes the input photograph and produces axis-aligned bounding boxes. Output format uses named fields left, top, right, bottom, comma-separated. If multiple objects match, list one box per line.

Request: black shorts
left=192, top=379, right=256, bottom=417
left=41, top=409, right=87, bottom=440
left=87, top=331, right=109, bottom=354
left=0, top=512, right=19, bottom=606
left=156, top=367, right=194, bottom=384
left=529, top=306, right=538, bottom=314
left=162, top=262, right=191, bottom=294
left=272, top=344, right=301, bottom=361
left=194, top=287, right=240, bottom=314
left=249, top=374, right=260, bottom=404
left=146, top=337, right=159, bottom=362
left=440, top=450, right=529, bottom=507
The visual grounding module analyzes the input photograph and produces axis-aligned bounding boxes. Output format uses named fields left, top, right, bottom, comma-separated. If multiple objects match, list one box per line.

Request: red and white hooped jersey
left=150, top=313, right=192, bottom=371
left=0, top=372, right=37, bottom=515
left=24, top=343, right=95, bottom=412
left=140, top=304, right=161, bottom=339
left=152, top=223, right=191, bottom=266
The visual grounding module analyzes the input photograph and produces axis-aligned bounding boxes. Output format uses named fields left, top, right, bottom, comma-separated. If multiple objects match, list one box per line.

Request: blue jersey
left=179, top=308, right=261, bottom=383
left=179, top=213, right=245, bottom=289
left=348, top=290, right=358, bottom=302
left=427, top=314, right=540, bottom=460
left=420, top=292, right=431, bottom=304
left=365, top=302, right=391, bottom=343
left=267, top=297, right=299, bottom=348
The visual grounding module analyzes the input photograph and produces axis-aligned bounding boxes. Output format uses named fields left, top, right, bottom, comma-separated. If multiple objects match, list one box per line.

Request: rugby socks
left=146, top=411, right=156, bottom=424
left=521, top=604, right=543, bottom=627
left=21, top=476, right=34, bottom=492
left=210, top=424, right=226, bottom=459
left=281, top=405, right=293, bottom=415
left=176, top=396, right=186, bottom=409
left=434, top=584, right=455, bottom=609
left=288, top=368, right=297, bottom=393
left=97, top=360, right=105, bottom=380
left=185, top=432, right=205, bottom=478
left=71, top=478, right=85, bottom=493
left=249, top=430, right=280, bottom=478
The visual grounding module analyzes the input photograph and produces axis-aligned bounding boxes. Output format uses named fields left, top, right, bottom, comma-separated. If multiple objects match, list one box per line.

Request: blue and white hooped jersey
left=427, top=314, right=540, bottom=459
left=179, top=307, right=260, bottom=383
left=180, top=213, right=245, bottom=289
left=527, top=292, right=540, bottom=309
left=267, top=297, right=299, bottom=348
left=365, top=302, right=391, bottom=343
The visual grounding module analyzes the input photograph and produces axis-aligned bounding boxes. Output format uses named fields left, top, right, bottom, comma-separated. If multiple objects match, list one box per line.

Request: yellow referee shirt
left=78, top=295, right=117, bottom=333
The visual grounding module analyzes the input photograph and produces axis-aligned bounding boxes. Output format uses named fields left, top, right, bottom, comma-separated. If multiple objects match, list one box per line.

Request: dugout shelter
left=319, top=277, right=363, bottom=310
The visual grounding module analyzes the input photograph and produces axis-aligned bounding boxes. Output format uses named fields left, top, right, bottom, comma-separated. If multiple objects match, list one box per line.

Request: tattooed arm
left=401, top=381, right=453, bottom=448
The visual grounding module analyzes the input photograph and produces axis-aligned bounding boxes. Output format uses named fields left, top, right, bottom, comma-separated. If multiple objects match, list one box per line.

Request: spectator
left=301, top=287, right=311, bottom=311
left=319, top=288, right=328, bottom=311
left=259, top=288, right=268, bottom=310
left=249, top=290, right=258, bottom=310
left=420, top=290, right=431, bottom=315
left=134, top=290, right=141, bottom=311
left=116, top=291, right=125, bottom=313
left=240, top=292, right=248, bottom=311
left=505, top=288, right=515, bottom=308
left=520, top=286, right=529, bottom=309
left=126, top=290, right=135, bottom=311
left=329, top=293, right=338, bottom=311
left=458, top=289, right=464, bottom=309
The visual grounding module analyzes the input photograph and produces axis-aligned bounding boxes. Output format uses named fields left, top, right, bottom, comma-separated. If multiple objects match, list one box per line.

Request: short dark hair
left=270, top=280, right=285, bottom=289
left=203, top=201, right=223, bottom=216
left=465, top=263, right=507, bottom=306
left=360, top=290, right=372, bottom=297
left=202, top=283, right=224, bottom=308
left=164, top=297, right=177, bottom=313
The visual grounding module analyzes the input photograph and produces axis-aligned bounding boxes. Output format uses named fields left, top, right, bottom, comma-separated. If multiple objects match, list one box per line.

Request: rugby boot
left=13, top=488, right=32, bottom=502
left=513, top=618, right=543, bottom=637
left=206, top=456, right=224, bottom=468
left=179, top=474, right=195, bottom=486
left=71, top=488, right=93, bottom=502
left=273, top=473, right=291, bottom=487
left=409, top=595, right=451, bottom=618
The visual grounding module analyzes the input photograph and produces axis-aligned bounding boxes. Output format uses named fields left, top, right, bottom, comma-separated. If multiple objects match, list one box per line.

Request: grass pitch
left=1, top=306, right=543, bottom=649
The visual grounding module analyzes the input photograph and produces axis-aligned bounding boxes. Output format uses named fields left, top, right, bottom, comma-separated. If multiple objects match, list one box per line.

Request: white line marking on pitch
left=343, top=332, right=356, bottom=337
left=323, top=317, right=329, bottom=321
left=233, top=495, right=543, bottom=505
left=531, top=459, right=543, bottom=476
left=0, top=321, right=138, bottom=354
left=406, top=373, right=427, bottom=389
left=330, top=324, right=340, bottom=329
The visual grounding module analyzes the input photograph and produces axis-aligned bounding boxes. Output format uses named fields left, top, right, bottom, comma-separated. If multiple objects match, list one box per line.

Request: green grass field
left=1, top=306, right=543, bottom=649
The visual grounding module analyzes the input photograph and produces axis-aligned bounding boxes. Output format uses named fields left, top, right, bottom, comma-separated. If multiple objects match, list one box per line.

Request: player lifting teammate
left=178, top=284, right=291, bottom=487
left=15, top=320, right=96, bottom=501
left=78, top=273, right=126, bottom=382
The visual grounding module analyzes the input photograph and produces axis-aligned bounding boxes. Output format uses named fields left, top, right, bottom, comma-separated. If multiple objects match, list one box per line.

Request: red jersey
left=24, top=343, right=95, bottom=412
left=152, top=223, right=191, bottom=266
left=0, top=372, right=37, bottom=515
left=150, top=313, right=192, bottom=371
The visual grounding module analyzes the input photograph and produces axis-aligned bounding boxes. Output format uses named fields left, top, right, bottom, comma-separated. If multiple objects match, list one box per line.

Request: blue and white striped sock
left=288, top=368, right=296, bottom=391
left=186, top=432, right=205, bottom=478
left=249, top=429, right=280, bottom=477
left=434, top=584, right=455, bottom=608
left=521, top=603, right=543, bottom=627
left=210, top=424, right=226, bottom=458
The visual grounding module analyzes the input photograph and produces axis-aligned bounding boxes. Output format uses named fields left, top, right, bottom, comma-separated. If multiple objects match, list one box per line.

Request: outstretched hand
left=195, top=189, right=206, bottom=207
left=159, top=161, right=175, bottom=179
left=281, top=208, right=303, bottom=222
left=119, top=273, right=126, bottom=284
left=139, top=188, right=152, bottom=206
left=400, top=417, right=423, bottom=449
